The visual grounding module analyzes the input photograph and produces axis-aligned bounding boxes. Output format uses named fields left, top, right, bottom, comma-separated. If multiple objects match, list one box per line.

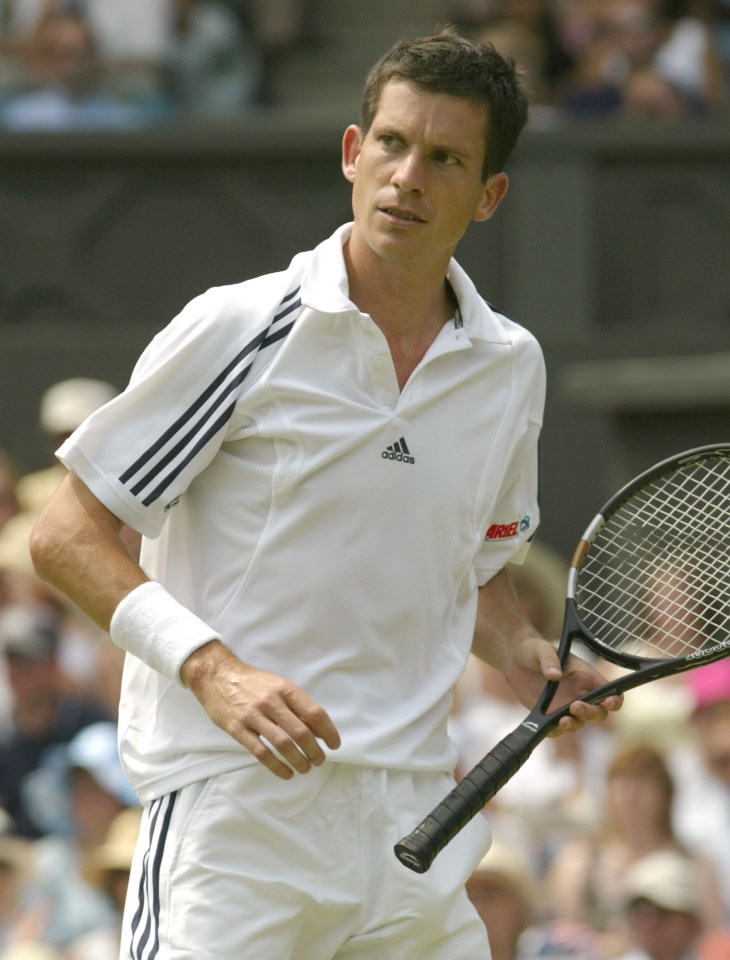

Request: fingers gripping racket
left=395, top=444, right=730, bottom=873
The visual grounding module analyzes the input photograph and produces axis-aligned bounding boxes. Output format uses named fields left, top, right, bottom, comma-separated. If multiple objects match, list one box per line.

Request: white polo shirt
left=59, top=224, right=545, bottom=803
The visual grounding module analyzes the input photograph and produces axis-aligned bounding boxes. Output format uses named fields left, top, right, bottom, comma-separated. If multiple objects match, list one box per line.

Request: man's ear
left=341, top=124, right=363, bottom=184
left=473, top=172, right=510, bottom=223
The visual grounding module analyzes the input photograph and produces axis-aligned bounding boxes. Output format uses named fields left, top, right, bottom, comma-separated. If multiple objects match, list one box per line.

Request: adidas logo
left=382, top=437, right=415, bottom=464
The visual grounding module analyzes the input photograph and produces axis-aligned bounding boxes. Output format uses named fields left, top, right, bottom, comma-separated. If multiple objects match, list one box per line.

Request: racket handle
left=394, top=724, right=538, bottom=873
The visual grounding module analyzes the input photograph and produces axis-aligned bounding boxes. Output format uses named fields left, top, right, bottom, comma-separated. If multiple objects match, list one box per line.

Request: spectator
left=0, top=812, right=36, bottom=949
left=0, top=0, right=172, bottom=103
left=75, top=806, right=143, bottom=959
left=466, top=839, right=537, bottom=960
left=19, top=722, right=138, bottom=956
left=452, top=0, right=575, bottom=107
left=164, top=0, right=262, bottom=116
left=0, top=0, right=49, bottom=97
left=16, top=377, right=117, bottom=516
left=70, top=0, right=172, bottom=109
left=0, top=945, right=64, bottom=960
left=0, top=515, right=59, bottom=623
left=475, top=17, right=556, bottom=111
left=544, top=742, right=725, bottom=950
left=2, top=379, right=127, bottom=724
left=244, top=0, right=322, bottom=101
left=671, top=660, right=730, bottom=917
left=450, top=541, right=612, bottom=865
left=712, top=0, right=730, bottom=88
left=560, top=0, right=726, bottom=117
left=0, top=10, right=152, bottom=131
left=0, top=453, right=20, bottom=535
left=616, top=850, right=705, bottom=960
left=0, top=602, right=113, bottom=838
left=652, top=0, right=727, bottom=112
left=13, top=376, right=138, bottom=582
left=517, top=919, right=608, bottom=959
left=0, top=511, right=124, bottom=725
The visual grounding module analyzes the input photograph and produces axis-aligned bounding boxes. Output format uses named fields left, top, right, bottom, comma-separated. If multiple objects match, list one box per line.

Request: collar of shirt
left=299, top=223, right=513, bottom=348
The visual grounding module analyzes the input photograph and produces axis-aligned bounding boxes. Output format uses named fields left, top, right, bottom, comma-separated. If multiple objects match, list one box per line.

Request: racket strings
left=575, top=453, right=730, bottom=660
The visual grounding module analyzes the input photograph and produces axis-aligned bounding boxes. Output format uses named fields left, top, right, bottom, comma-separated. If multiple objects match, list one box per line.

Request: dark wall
left=1, top=116, right=729, bottom=558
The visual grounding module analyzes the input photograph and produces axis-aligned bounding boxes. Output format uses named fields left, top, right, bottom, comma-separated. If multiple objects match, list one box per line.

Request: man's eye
left=435, top=152, right=458, bottom=165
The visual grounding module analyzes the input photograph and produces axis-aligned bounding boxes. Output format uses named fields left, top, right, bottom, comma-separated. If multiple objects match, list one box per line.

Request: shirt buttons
left=374, top=356, right=386, bottom=370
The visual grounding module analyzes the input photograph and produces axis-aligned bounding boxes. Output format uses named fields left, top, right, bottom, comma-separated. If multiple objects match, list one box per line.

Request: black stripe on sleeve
left=117, top=290, right=300, bottom=505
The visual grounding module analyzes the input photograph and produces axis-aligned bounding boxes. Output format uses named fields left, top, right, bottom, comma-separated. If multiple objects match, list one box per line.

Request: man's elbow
left=29, top=509, right=63, bottom=584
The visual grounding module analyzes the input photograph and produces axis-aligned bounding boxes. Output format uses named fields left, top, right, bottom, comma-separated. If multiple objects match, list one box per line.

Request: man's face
left=342, top=80, right=508, bottom=272
left=627, top=899, right=699, bottom=960
left=34, top=18, right=96, bottom=93
left=5, top=652, right=57, bottom=705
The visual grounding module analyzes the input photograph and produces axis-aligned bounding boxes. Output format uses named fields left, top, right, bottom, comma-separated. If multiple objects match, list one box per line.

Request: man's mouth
left=381, top=207, right=424, bottom=223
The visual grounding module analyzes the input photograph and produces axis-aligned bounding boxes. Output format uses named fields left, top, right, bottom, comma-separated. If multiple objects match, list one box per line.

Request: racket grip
left=394, top=725, right=536, bottom=873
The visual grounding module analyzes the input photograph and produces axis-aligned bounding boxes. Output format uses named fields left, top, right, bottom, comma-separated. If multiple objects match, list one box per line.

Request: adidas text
left=382, top=437, right=415, bottom=464
left=382, top=450, right=415, bottom=464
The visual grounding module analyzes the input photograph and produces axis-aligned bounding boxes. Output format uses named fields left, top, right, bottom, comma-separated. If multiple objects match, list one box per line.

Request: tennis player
left=31, top=29, right=622, bottom=959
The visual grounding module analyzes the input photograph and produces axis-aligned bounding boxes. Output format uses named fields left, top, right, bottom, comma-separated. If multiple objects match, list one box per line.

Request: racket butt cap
left=394, top=840, right=430, bottom=873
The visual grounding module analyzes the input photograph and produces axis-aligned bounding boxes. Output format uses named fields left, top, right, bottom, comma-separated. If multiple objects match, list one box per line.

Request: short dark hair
left=359, top=28, right=529, bottom=181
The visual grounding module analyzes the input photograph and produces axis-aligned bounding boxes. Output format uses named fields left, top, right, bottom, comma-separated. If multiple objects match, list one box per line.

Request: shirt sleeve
left=472, top=325, right=545, bottom=586
left=57, top=284, right=272, bottom=539
left=472, top=419, right=541, bottom=585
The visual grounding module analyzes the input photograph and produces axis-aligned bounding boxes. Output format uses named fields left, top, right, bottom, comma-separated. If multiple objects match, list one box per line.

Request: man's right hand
left=180, top=640, right=341, bottom=779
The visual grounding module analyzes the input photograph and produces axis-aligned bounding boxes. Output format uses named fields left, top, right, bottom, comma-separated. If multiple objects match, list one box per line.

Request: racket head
left=565, top=444, right=730, bottom=671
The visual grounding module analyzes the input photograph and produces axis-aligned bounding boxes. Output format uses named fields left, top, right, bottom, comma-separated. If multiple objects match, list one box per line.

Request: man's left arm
left=471, top=567, right=622, bottom=734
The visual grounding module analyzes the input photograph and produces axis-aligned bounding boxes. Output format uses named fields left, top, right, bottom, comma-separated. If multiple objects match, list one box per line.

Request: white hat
left=66, top=722, right=138, bottom=807
left=0, top=603, right=59, bottom=660
left=85, top=806, right=142, bottom=885
left=470, top=839, right=537, bottom=911
left=625, top=850, right=699, bottom=913
left=39, top=377, right=117, bottom=435
left=0, top=944, right=65, bottom=960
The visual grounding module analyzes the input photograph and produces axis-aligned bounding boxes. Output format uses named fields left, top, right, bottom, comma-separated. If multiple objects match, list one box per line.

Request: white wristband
left=110, top=581, right=222, bottom=685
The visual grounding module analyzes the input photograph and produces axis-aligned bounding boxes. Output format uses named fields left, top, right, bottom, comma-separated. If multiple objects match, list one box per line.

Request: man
left=17, top=377, right=118, bottom=515
left=20, top=722, right=138, bottom=954
left=617, top=850, right=704, bottom=960
left=466, top=840, right=537, bottom=960
left=30, top=29, right=621, bottom=959
left=1, top=10, right=147, bottom=131
left=671, top=662, right=730, bottom=916
left=0, top=603, right=113, bottom=839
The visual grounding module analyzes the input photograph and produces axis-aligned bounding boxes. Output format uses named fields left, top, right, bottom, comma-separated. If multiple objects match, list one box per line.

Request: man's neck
left=343, top=237, right=456, bottom=387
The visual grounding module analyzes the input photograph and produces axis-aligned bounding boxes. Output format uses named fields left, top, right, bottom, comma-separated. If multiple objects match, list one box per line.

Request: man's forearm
left=471, top=566, right=543, bottom=674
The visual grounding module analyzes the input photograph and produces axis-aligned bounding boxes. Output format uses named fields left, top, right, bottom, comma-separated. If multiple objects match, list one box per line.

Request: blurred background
left=1, top=0, right=729, bottom=559
left=0, top=4, right=729, bottom=959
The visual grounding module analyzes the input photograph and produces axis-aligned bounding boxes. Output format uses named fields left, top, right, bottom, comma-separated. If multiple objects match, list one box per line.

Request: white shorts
left=120, top=762, right=492, bottom=959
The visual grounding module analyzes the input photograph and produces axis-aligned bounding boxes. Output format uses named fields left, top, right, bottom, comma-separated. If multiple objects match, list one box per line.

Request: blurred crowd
left=0, top=0, right=321, bottom=130
left=1, top=378, right=730, bottom=958
left=453, top=543, right=730, bottom=959
left=0, top=0, right=728, bottom=132
left=449, top=0, right=730, bottom=121
left=0, top=377, right=137, bottom=959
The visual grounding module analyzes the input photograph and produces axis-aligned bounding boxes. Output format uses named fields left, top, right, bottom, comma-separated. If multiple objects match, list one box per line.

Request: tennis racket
left=395, top=443, right=730, bottom=873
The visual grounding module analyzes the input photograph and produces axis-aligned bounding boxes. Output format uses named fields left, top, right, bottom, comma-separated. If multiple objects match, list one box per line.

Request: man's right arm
left=30, top=470, right=148, bottom=632
left=30, top=471, right=340, bottom=777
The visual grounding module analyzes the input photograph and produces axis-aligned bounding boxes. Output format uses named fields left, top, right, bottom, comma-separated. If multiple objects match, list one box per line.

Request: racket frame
left=394, top=442, right=730, bottom=873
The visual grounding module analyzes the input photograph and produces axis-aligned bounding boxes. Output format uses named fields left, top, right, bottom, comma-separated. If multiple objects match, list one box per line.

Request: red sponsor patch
left=484, top=516, right=531, bottom=541
left=485, top=522, right=519, bottom=540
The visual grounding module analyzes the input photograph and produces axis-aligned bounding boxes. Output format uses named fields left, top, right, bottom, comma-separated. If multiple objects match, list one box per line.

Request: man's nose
left=391, top=150, right=425, bottom=193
